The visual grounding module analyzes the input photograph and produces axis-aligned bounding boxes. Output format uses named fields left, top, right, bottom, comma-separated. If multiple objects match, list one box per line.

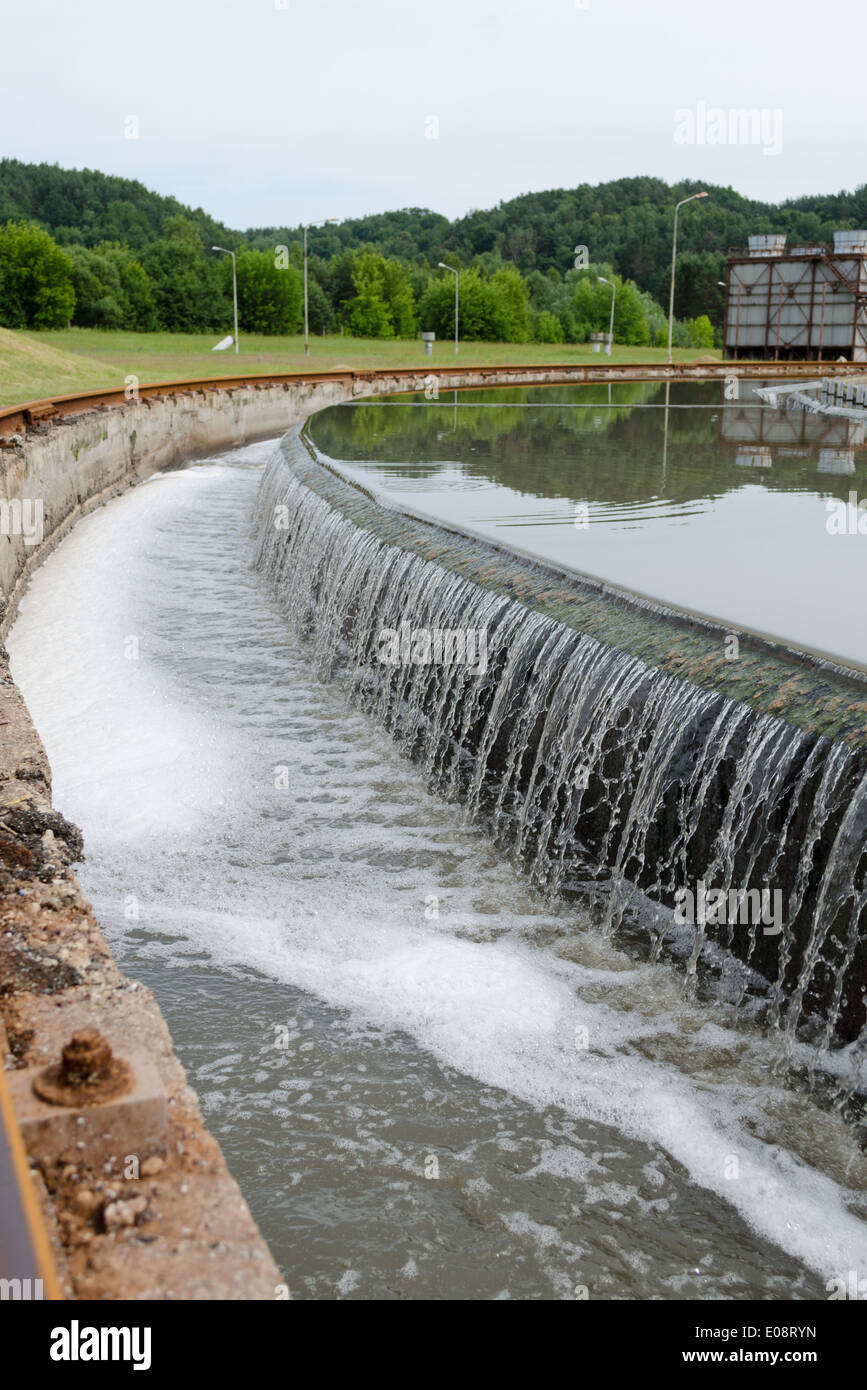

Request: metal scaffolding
left=724, top=232, right=867, bottom=362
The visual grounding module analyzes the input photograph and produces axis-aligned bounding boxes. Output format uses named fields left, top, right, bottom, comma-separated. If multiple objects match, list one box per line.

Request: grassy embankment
left=0, top=327, right=721, bottom=408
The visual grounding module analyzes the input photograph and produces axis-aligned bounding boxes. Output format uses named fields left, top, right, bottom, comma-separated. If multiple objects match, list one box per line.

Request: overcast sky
left=3, top=0, right=864, bottom=230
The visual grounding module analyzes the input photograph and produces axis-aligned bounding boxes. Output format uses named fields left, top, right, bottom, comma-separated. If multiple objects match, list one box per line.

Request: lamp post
left=212, top=246, right=238, bottom=354
left=304, top=219, right=338, bottom=357
left=667, top=191, right=708, bottom=363
left=598, top=276, right=616, bottom=357
left=438, top=262, right=459, bottom=354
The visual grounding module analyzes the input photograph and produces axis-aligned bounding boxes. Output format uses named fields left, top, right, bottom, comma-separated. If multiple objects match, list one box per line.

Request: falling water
left=254, top=444, right=867, bottom=1067
left=10, top=440, right=867, bottom=1296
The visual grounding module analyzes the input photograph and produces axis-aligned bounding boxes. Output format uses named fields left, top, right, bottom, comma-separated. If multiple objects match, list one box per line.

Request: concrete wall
left=0, top=379, right=352, bottom=635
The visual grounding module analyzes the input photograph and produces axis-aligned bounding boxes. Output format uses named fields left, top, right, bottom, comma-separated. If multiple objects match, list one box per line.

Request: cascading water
left=10, top=437, right=867, bottom=1296
left=254, top=439, right=867, bottom=1065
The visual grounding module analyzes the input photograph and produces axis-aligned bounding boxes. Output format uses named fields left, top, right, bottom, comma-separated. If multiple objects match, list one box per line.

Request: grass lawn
left=0, top=327, right=721, bottom=407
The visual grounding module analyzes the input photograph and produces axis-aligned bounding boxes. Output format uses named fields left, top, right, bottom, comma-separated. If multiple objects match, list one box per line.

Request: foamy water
left=8, top=441, right=866, bottom=1299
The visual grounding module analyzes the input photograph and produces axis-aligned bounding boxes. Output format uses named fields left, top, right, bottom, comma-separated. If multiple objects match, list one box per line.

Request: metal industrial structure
left=718, top=378, right=866, bottom=474
left=724, top=231, right=867, bottom=361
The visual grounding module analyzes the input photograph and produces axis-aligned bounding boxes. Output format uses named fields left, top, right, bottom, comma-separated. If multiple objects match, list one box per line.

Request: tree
left=419, top=267, right=524, bottom=342
left=533, top=310, right=564, bottom=343
left=235, top=250, right=302, bottom=334
left=680, top=314, right=715, bottom=349
left=380, top=258, right=416, bottom=337
left=489, top=264, right=531, bottom=341
left=97, top=243, right=157, bottom=330
left=526, top=268, right=557, bottom=313
left=324, top=250, right=357, bottom=326
left=348, top=250, right=393, bottom=336
left=161, top=214, right=205, bottom=249
left=565, top=268, right=650, bottom=345
left=669, top=250, right=726, bottom=323
left=67, top=244, right=125, bottom=328
left=140, top=238, right=223, bottom=331
left=305, top=276, right=335, bottom=334
left=609, top=276, right=650, bottom=345
left=346, top=250, right=416, bottom=337
left=6, top=157, right=867, bottom=337
left=0, top=221, right=75, bottom=328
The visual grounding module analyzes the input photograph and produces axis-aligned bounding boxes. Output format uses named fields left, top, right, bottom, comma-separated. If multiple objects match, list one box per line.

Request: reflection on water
left=308, top=381, right=867, bottom=668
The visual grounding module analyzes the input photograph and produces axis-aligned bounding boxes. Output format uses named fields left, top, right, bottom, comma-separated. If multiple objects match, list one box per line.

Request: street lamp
left=438, top=262, right=459, bottom=355
left=212, top=246, right=238, bottom=354
left=667, top=191, right=708, bottom=364
left=304, top=219, right=339, bottom=357
left=598, top=276, right=616, bottom=357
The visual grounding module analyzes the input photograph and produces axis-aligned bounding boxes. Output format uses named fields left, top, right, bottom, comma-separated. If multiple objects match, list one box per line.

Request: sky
left=2, top=0, right=864, bottom=231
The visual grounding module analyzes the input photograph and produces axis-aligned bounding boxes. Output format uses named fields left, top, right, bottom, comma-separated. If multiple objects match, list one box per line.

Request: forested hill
left=2, top=159, right=866, bottom=343
left=0, top=159, right=234, bottom=253
left=4, top=160, right=867, bottom=304
left=246, top=176, right=867, bottom=304
left=443, top=179, right=867, bottom=304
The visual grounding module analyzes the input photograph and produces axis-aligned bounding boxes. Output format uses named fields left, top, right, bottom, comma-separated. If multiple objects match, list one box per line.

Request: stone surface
left=6, top=1049, right=168, bottom=1170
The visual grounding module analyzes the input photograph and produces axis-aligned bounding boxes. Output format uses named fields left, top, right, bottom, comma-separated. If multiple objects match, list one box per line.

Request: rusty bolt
left=33, top=1029, right=133, bottom=1107
left=61, top=1029, right=114, bottom=1084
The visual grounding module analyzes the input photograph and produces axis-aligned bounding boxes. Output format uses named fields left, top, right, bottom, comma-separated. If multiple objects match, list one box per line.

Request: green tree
left=235, top=250, right=302, bottom=333
left=96, top=243, right=157, bottom=330
left=609, top=277, right=650, bottom=345
left=419, top=267, right=520, bottom=342
left=566, top=268, right=650, bottom=345
left=346, top=250, right=416, bottom=337
left=533, top=310, right=564, bottom=343
left=8, top=157, right=867, bottom=337
left=324, top=250, right=357, bottom=325
left=380, top=258, right=416, bottom=336
left=161, top=214, right=206, bottom=249
left=489, top=264, right=531, bottom=341
left=677, top=313, right=715, bottom=349
left=67, top=244, right=125, bottom=328
left=526, top=268, right=558, bottom=313
left=305, top=276, right=335, bottom=334
left=0, top=221, right=75, bottom=328
left=669, top=250, right=726, bottom=323
left=348, top=250, right=393, bottom=336
left=141, top=238, right=223, bottom=331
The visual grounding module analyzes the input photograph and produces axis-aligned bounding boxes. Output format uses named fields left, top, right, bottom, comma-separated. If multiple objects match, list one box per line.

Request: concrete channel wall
left=0, top=361, right=862, bottom=1300
left=0, top=380, right=357, bottom=1300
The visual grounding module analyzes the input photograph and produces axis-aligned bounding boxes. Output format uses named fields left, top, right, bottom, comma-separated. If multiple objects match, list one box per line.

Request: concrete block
left=5, top=1051, right=168, bottom=1172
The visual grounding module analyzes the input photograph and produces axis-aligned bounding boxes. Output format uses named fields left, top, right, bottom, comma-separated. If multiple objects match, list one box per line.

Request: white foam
left=9, top=467, right=235, bottom=842
left=8, top=447, right=867, bottom=1286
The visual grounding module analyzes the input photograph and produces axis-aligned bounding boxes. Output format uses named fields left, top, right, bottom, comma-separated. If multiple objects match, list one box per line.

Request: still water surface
left=309, top=381, right=867, bottom=668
